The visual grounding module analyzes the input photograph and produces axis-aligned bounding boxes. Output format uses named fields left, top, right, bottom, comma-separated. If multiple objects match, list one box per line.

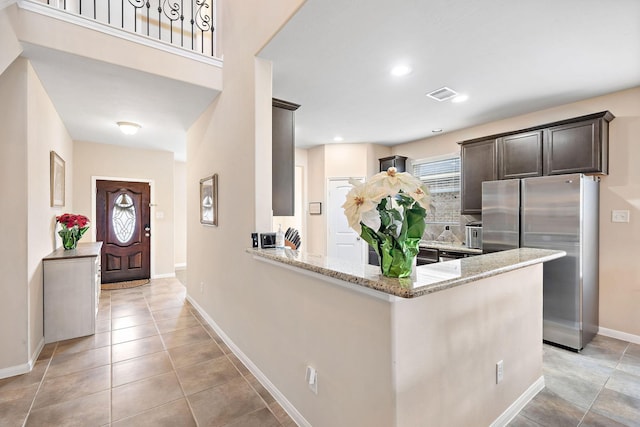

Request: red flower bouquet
left=56, top=213, right=90, bottom=250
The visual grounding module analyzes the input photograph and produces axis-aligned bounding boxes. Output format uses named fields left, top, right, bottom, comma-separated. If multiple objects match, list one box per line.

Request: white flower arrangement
left=342, top=167, right=430, bottom=277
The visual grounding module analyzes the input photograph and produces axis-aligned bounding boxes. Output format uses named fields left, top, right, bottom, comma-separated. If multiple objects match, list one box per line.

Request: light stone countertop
left=248, top=247, right=565, bottom=298
left=419, top=240, right=483, bottom=254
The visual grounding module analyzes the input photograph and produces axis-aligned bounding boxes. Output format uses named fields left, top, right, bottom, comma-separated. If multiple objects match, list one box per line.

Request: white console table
left=43, top=242, right=102, bottom=344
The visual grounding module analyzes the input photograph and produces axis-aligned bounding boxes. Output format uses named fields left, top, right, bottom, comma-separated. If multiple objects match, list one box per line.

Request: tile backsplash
left=422, top=214, right=480, bottom=243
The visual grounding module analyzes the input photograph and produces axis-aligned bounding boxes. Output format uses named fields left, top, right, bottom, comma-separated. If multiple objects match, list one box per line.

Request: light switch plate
left=611, top=210, right=630, bottom=223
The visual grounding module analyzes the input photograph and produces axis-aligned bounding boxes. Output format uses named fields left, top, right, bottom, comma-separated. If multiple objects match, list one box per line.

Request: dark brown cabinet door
left=96, top=180, right=150, bottom=283
left=272, top=99, right=300, bottom=216
left=544, top=118, right=608, bottom=175
left=498, top=131, right=543, bottom=179
left=379, top=155, right=407, bottom=172
left=461, top=138, right=497, bottom=215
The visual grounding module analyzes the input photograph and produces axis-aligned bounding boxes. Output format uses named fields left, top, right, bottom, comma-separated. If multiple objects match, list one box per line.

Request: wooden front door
left=96, top=180, right=151, bottom=283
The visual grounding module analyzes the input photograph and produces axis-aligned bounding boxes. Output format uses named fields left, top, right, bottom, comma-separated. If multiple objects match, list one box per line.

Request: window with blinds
left=412, top=155, right=461, bottom=224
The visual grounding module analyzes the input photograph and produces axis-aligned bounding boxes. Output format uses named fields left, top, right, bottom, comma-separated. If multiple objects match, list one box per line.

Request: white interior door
left=327, top=178, right=365, bottom=264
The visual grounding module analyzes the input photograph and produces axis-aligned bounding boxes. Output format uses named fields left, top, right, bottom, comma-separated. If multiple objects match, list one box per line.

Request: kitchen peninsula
left=246, top=247, right=564, bottom=427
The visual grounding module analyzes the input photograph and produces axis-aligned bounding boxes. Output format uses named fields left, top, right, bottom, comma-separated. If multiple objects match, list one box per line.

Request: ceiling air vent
left=426, top=87, right=458, bottom=102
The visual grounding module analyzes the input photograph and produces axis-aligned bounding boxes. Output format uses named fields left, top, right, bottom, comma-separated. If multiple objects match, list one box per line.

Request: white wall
left=0, top=57, right=74, bottom=375
left=174, top=161, right=187, bottom=267
left=393, top=87, right=640, bottom=338
left=73, top=140, right=175, bottom=278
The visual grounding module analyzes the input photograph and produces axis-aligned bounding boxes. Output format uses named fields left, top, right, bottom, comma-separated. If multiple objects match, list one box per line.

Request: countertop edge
left=43, top=242, right=103, bottom=260
left=247, top=248, right=565, bottom=299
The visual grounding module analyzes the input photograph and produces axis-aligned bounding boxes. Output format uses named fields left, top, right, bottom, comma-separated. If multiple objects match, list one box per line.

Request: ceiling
left=259, top=0, right=640, bottom=148
left=21, top=43, right=219, bottom=162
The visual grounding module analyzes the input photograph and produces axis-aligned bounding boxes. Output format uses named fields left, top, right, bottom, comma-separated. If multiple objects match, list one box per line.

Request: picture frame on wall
left=200, top=174, right=218, bottom=226
left=50, top=151, right=65, bottom=207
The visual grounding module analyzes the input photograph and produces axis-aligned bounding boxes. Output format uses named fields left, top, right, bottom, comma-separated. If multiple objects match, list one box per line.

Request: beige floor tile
left=111, top=305, right=150, bottom=320
left=0, top=360, right=49, bottom=393
left=151, top=306, right=193, bottom=321
left=188, top=376, right=266, bottom=427
left=111, top=335, right=165, bottom=363
left=247, top=375, right=276, bottom=405
left=590, top=387, right=640, bottom=426
left=176, top=356, right=240, bottom=396
left=37, top=343, right=57, bottom=361
left=579, top=409, right=628, bottom=427
left=519, top=388, right=584, bottom=427
left=0, top=385, right=38, bottom=427
left=46, top=346, right=111, bottom=379
left=167, top=340, right=224, bottom=368
left=227, top=354, right=250, bottom=376
left=95, top=318, right=112, bottom=333
left=54, top=332, right=111, bottom=356
left=112, top=313, right=154, bottom=330
left=155, top=314, right=201, bottom=333
left=268, top=401, right=291, bottom=423
left=111, top=371, right=184, bottom=421
left=161, top=325, right=212, bottom=349
left=223, top=407, right=281, bottom=427
left=111, top=398, right=196, bottom=427
left=32, top=365, right=110, bottom=410
left=604, top=369, right=640, bottom=400
left=25, top=390, right=110, bottom=426
left=111, top=323, right=159, bottom=345
left=112, top=351, right=173, bottom=387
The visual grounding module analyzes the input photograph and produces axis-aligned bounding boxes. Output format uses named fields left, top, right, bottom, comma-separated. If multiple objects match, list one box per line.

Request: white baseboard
left=174, top=263, right=187, bottom=271
left=598, top=327, right=640, bottom=345
left=152, top=273, right=176, bottom=279
left=490, top=376, right=545, bottom=427
left=187, top=295, right=311, bottom=427
left=0, top=337, right=44, bottom=380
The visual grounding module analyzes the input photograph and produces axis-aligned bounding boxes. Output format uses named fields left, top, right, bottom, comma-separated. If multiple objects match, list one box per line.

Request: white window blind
left=412, top=155, right=461, bottom=224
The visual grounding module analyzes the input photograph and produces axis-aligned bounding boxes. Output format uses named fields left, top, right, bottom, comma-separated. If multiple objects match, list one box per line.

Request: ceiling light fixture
left=117, top=121, right=141, bottom=135
left=333, top=136, right=344, bottom=142
left=390, top=65, right=412, bottom=77
left=432, top=129, right=443, bottom=133
left=452, top=94, right=469, bottom=103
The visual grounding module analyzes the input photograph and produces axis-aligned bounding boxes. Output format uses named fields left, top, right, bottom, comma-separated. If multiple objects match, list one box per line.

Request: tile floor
left=508, top=336, right=640, bottom=426
left=0, top=277, right=296, bottom=426
left=1, top=275, right=638, bottom=426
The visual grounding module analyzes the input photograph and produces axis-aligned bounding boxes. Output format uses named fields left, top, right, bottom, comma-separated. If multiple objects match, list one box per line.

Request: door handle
left=145, top=233, right=150, bottom=237
left=356, top=237, right=361, bottom=241
left=144, top=226, right=151, bottom=231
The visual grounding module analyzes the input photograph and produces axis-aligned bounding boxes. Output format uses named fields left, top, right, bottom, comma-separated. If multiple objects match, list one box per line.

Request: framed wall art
left=200, top=174, right=218, bottom=226
left=50, top=151, right=65, bottom=207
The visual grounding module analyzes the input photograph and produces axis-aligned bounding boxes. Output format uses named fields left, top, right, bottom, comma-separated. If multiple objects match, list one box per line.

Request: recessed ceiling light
left=452, top=94, right=469, bottom=103
left=390, top=65, right=412, bottom=77
left=432, top=129, right=443, bottom=133
left=117, top=121, right=141, bottom=135
left=333, top=136, right=344, bottom=142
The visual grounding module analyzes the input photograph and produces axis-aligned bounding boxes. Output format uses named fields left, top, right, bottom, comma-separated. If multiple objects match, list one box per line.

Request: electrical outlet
left=199, top=281, right=205, bottom=293
left=612, top=210, right=630, bottom=223
left=305, top=366, right=318, bottom=395
left=496, top=360, right=504, bottom=384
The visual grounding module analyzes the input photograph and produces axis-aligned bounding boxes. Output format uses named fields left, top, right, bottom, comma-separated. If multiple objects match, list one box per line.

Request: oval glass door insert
left=113, top=193, right=136, bottom=243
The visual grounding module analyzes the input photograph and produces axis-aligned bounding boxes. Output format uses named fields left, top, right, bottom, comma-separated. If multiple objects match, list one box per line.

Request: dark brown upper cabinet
left=544, top=113, right=613, bottom=175
left=379, top=155, right=407, bottom=172
left=460, top=138, right=497, bottom=215
left=459, top=111, right=613, bottom=215
left=498, top=130, right=543, bottom=179
left=272, top=98, right=300, bottom=216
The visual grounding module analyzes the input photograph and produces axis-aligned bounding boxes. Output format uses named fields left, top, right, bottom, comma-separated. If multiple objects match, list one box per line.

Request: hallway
left=0, top=278, right=295, bottom=426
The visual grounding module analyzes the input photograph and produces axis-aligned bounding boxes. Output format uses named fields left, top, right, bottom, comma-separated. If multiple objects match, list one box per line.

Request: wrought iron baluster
left=190, top=0, right=195, bottom=50
left=194, top=0, right=211, bottom=55
left=146, top=0, right=150, bottom=37
left=157, top=0, right=162, bottom=41
left=162, top=0, right=181, bottom=44
left=108, top=0, right=110, bottom=24
left=180, top=0, right=184, bottom=47
left=128, top=0, right=145, bottom=33
left=93, top=0, right=96, bottom=19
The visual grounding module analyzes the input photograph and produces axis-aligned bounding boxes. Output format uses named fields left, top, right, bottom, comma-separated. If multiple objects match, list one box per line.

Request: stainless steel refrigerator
left=482, top=174, right=599, bottom=351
